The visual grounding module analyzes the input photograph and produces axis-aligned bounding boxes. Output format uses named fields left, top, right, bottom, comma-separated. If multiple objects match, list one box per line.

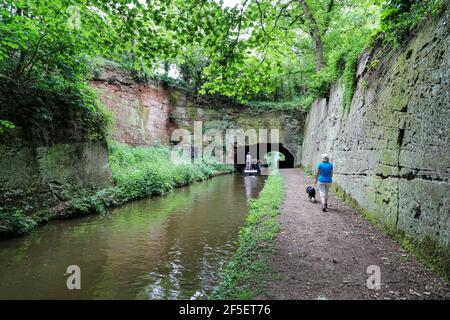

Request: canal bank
left=0, top=142, right=234, bottom=238
left=0, top=174, right=266, bottom=299
left=212, top=173, right=286, bottom=299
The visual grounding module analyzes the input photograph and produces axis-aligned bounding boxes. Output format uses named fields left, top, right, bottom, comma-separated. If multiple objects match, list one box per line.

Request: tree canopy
left=0, top=0, right=447, bottom=134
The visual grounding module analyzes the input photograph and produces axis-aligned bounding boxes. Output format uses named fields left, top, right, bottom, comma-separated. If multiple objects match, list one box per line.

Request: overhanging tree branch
left=15, top=31, right=48, bottom=80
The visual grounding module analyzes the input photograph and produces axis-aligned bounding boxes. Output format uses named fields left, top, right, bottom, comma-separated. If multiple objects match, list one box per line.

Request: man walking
left=315, top=153, right=333, bottom=212
left=245, top=152, right=252, bottom=170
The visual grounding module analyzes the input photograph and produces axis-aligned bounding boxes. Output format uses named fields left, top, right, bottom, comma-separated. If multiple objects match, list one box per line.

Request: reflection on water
left=0, top=174, right=266, bottom=300
left=244, top=175, right=260, bottom=201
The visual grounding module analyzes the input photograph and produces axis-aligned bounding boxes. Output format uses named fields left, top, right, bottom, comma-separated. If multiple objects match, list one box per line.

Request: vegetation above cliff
left=0, top=0, right=115, bottom=140
left=1, top=0, right=448, bottom=135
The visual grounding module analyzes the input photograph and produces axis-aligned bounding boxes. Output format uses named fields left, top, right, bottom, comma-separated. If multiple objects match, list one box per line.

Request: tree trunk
left=163, top=61, right=170, bottom=76
left=298, top=0, right=324, bottom=71
left=13, top=51, right=26, bottom=80
left=313, top=33, right=324, bottom=72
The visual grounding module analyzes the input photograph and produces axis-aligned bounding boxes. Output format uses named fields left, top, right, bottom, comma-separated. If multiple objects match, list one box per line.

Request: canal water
left=0, top=174, right=266, bottom=299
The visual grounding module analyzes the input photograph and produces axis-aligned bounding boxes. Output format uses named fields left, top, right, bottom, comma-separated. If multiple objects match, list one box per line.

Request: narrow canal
left=0, top=175, right=266, bottom=299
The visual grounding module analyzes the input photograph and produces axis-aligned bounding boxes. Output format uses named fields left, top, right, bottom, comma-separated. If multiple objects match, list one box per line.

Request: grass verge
left=210, top=172, right=286, bottom=299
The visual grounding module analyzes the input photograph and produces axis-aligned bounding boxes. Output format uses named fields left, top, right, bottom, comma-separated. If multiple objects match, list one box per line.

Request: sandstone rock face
left=90, top=67, right=177, bottom=146
left=0, top=133, right=112, bottom=215
left=301, top=16, right=449, bottom=246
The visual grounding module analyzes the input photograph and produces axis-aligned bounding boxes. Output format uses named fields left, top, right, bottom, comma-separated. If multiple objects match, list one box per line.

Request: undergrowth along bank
left=66, top=141, right=235, bottom=217
left=211, top=172, right=286, bottom=299
left=105, top=141, right=234, bottom=203
left=0, top=141, right=234, bottom=237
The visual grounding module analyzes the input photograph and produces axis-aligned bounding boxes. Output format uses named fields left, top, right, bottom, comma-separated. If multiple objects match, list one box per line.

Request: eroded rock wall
left=0, top=131, right=111, bottom=216
left=302, top=16, right=450, bottom=246
left=90, top=66, right=177, bottom=145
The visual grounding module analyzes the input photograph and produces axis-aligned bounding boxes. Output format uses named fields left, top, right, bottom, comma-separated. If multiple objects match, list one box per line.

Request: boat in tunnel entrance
left=234, top=143, right=295, bottom=173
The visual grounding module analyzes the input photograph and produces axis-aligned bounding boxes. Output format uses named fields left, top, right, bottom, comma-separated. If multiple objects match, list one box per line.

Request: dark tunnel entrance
left=234, top=143, right=295, bottom=171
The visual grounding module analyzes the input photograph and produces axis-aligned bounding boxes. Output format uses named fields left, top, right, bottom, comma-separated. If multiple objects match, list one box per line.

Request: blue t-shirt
left=317, top=162, right=333, bottom=183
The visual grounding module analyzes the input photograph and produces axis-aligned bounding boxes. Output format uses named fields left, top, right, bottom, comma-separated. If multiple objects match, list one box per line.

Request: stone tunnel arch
left=234, top=143, right=295, bottom=170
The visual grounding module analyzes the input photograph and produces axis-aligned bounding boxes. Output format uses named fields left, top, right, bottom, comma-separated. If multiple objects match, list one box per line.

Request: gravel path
left=259, top=169, right=449, bottom=300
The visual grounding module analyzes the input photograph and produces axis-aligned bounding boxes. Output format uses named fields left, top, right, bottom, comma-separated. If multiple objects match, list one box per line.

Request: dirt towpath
left=259, top=169, right=449, bottom=300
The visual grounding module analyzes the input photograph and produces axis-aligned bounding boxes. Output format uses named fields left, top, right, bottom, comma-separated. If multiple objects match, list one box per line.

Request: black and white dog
left=306, top=186, right=316, bottom=203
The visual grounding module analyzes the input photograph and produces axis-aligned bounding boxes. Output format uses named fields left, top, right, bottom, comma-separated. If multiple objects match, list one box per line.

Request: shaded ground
left=259, top=169, right=449, bottom=300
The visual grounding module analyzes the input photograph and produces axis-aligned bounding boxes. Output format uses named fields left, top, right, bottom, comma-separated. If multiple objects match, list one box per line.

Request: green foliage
left=380, top=0, right=448, bottom=43
left=211, top=173, right=286, bottom=299
left=247, top=98, right=305, bottom=111
left=341, top=49, right=360, bottom=111
left=0, top=77, right=110, bottom=143
left=86, top=141, right=233, bottom=209
left=0, top=0, right=112, bottom=83
left=304, top=166, right=315, bottom=178
left=198, top=0, right=379, bottom=110
left=2, top=0, right=447, bottom=118
left=67, top=190, right=107, bottom=216
left=0, top=0, right=184, bottom=142
left=245, top=0, right=447, bottom=111
left=0, top=119, right=15, bottom=134
left=65, top=142, right=234, bottom=216
left=369, top=58, right=381, bottom=70
left=0, top=0, right=123, bottom=142
left=151, top=73, right=189, bottom=90
left=108, top=141, right=234, bottom=203
left=159, top=0, right=446, bottom=110
left=0, top=208, right=37, bottom=236
left=177, top=46, right=209, bottom=93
